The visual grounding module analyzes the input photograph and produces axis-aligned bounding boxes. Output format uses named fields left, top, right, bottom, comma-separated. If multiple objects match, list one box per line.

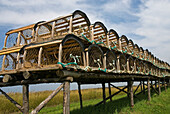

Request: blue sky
left=0, top=0, right=170, bottom=63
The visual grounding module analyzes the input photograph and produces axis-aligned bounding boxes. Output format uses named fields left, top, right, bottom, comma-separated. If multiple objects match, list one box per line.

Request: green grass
left=40, top=87, right=170, bottom=114
left=0, top=86, right=169, bottom=114
left=0, top=86, right=128, bottom=113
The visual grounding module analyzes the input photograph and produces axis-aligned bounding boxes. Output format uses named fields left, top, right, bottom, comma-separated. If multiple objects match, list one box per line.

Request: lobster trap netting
left=6, top=33, right=18, bottom=48
left=119, top=54, right=127, bottom=72
left=62, top=39, right=84, bottom=67
left=4, top=53, right=18, bottom=70
left=88, top=46, right=103, bottom=68
left=128, top=57, right=134, bottom=73
left=38, top=24, right=52, bottom=42
left=22, top=29, right=33, bottom=44
left=24, top=48, right=39, bottom=68
left=106, top=51, right=116, bottom=70
left=41, top=44, right=60, bottom=66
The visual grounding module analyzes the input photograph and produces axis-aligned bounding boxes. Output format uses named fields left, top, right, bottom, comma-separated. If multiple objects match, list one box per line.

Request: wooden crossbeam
left=110, top=83, right=128, bottom=94
left=150, top=85, right=159, bottom=95
left=95, top=86, right=128, bottom=106
left=31, top=83, right=64, bottom=114
left=133, top=82, right=141, bottom=94
left=0, top=89, right=23, bottom=112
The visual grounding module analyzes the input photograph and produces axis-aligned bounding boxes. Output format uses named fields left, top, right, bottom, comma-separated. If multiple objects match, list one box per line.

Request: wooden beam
left=147, top=79, right=151, bottom=101
left=164, top=78, right=167, bottom=92
left=2, top=74, right=13, bottom=83
left=143, top=81, right=145, bottom=94
left=58, top=43, right=62, bottom=63
left=78, top=82, right=83, bottom=109
left=110, top=83, right=128, bottom=94
left=38, top=47, right=43, bottom=67
left=102, top=83, right=106, bottom=104
left=133, top=82, right=141, bottom=94
left=31, top=83, right=64, bottom=114
left=95, top=86, right=128, bottom=106
left=108, top=83, right=112, bottom=101
left=140, top=81, right=142, bottom=92
left=0, top=89, right=23, bottom=112
left=130, top=81, right=134, bottom=107
left=23, top=84, right=29, bottom=114
left=63, top=81, right=70, bottom=114
left=150, top=85, right=159, bottom=95
left=158, top=78, right=161, bottom=95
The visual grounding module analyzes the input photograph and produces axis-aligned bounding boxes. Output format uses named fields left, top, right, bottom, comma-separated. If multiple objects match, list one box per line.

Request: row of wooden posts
left=0, top=77, right=169, bottom=114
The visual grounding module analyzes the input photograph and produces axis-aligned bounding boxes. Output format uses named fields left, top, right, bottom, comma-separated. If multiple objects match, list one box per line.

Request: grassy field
left=0, top=85, right=169, bottom=114
left=0, top=85, right=127, bottom=113
left=40, top=87, right=170, bottom=114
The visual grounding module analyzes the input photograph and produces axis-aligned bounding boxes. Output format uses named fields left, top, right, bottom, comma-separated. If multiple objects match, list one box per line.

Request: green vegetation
left=0, top=86, right=170, bottom=114
left=0, top=86, right=126, bottom=113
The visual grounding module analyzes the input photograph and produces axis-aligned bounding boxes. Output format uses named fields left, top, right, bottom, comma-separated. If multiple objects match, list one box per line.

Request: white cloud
left=0, top=0, right=169, bottom=63
left=134, top=0, right=170, bottom=62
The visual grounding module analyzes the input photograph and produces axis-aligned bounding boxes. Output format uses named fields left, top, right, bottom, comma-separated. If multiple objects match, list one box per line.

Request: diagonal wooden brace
left=0, top=89, right=23, bottom=112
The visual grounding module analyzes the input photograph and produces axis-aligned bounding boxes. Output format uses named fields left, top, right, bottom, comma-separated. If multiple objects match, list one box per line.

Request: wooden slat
left=6, top=24, right=35, bottom=35
left=25, top=40, right=62, bottom=50
left=0, top=46, right=23, bottom=55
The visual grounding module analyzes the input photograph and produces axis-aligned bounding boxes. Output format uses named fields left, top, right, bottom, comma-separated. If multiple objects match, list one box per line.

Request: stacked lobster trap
left=0, top=10, right=169, bottom=79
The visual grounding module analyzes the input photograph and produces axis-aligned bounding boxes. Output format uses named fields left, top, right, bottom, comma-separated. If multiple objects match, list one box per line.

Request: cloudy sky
left=0, top=0, right=170, bottom=63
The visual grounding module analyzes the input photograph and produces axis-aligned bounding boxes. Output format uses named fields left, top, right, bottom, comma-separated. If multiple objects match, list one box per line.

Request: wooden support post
left=117, top=56, right=120, bottom=73
left=103, top=54, right=106, bottom=70
left=82, top=52, right=86, bottom=67
left=102, top=83, right=106, bottom=104
left=58, top=43, right=62, bottom=63
left=51, top=21, right=56, bottom=39
left=108, top=83, right=112, bottom=101
left=158, top=79, right=161, bottom=95
left=38, top=47, right=43, bottom=67
left=155, top=80, right=157, bottom=88
left=140, top=81, right=143, bottom=92
left=16, top=52, right=20, bottom=69
left=78, top=82, right=83, bottom=109
left=164, top=78, right=167, bottom=92
left=130, top=81, right=134, bottom=107
left=23, top=84, right=29, bottom=114
left=22, top=50, right=27, bottom=68
left=63, top=81, right=70, bottom=114
left=17, top=32, right=21, bottom=46
left=151, top=81, right=153, bottom=93
left=69, top=16, right=73, bottom=33
left=143, top=81, right=145, bottom=94
left=127, top=81, right=130, bottom=97
left=147, top=79, right=151, bottom=101
left=86, top=50, right=89, bottom=66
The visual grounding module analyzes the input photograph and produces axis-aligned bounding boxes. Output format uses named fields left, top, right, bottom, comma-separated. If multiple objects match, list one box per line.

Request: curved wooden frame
left=92, top=21, right=108, bottom=46
left=108, top=29, right=119, bottom=49
left=120, top=35, right=129, bottom=53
